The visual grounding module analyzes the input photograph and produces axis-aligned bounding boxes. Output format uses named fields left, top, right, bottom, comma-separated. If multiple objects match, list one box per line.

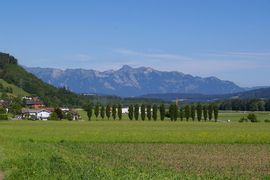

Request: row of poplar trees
left=168, top=104, right=219, bottom=122
left=85, top=103, right=219, bottom=121
left=85, top=104, right=122, bottom=120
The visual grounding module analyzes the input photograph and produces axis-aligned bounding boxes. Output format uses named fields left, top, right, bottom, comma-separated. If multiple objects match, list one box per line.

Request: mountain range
left=25, top=65, right=247, bottom=97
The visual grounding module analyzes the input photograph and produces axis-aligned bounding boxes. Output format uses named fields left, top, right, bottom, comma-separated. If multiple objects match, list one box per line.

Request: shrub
left=239, top=117, right=248, bottom=122
left=264, top=119, right=270, bottom=123
left=0, top=114, right=8, bottom=120
left=28, top=115, right=38, bottom=121
left=247, top=113, right=258, bottom=122
left=48, top=112, right=59, bottom=120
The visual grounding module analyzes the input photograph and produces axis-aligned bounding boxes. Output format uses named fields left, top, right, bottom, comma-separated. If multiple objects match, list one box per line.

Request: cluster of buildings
left=21, top=96, right=80, bottom=120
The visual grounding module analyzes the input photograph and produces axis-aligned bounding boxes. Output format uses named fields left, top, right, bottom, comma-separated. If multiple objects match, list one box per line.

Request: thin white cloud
left=207, top=51, right=270, bottom=58
left=114, top=48, right=191, bottom=61
left=112, top=48, right=268, bottom=75
left=75, top=53, right=92, bottom=61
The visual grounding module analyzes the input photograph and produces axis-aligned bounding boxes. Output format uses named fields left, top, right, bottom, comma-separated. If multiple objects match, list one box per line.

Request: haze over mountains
left=25, top=65, right=247, bottom=97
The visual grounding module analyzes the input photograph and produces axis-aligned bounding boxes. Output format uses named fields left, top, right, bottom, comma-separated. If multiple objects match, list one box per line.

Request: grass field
left=0, top=117, right=270, bottom=179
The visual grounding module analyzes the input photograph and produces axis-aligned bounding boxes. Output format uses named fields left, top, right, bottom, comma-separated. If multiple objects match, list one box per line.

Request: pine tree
left=203, top=105, right=208, bottom=121
left=106, top=104, right=111, bottom=120
left=141, top=104, right=146, bottom=121
left=100, top=105, right=105, bottom=119
left=191, top=104, right=196, bottom=121
left=159, top=104, right=165, bottom=121
left=213, top=105, right=219, bottom=122
left=118, top=104, right=122, bottom=120
left=112, top=104, right=117, bottom=120
left=184, top=105, right=190, bottom=121
left=94, top=104, right=99, bottom=118
left=134, top=104, right=139, bottom=120
left=152, top=104, right=158, bottom=121
left=128, top=105, right=133, bottom=120
left=196, top=103, right=202, bottom=121
left=147, top=104, right=152, bottom=120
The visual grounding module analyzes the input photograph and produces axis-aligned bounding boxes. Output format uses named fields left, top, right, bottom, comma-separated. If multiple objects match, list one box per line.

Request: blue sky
left=0, top=0, right=270, bottom=87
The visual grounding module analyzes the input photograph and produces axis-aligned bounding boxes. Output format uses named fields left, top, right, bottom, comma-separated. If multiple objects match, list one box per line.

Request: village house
left=21, top=108, right=52, bottom=120
left=22, top=96, right=45, bottom=109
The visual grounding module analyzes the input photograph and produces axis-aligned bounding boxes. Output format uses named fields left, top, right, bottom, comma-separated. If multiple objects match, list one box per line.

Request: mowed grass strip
left=0, top=121, right=270, bottom=144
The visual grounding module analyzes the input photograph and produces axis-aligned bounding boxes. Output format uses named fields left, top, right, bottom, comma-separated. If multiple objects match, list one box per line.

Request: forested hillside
left=0, top=52, right=90, bottom=107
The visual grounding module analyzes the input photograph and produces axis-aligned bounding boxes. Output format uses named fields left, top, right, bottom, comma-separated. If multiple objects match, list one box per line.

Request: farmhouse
left=21, top=108, right=52, bottom=120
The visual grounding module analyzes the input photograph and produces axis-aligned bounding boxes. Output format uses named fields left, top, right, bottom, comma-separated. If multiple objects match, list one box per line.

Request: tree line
left=218, top=99, right=270, bottom=111
left=84, top=103, right=219, bottom=121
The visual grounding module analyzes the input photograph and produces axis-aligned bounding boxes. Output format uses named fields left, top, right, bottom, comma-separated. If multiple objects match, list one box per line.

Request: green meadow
left=0, top=111, right=270, bottom=179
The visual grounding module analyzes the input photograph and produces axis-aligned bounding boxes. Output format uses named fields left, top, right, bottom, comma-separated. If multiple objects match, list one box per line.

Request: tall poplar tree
left=141, top=104, right=146, bottom=121
left=159, top=104, right=165, bottom=121
left=106, top=104, right=111, bottom=120
left=128, top=105, right=133, bottom=120
left=134, top=104, right=139, bottom=120
left=203, top=105, right=208, bottom=121
left=169, top=104, right=174, bottom=121
left=86, top=104, right=93, bottom=121
left=100, top=105, right=105, bottom=119
left=214, top=105, right=219, bottom=122
left=191, top=105, right=196, bottom=121
left=94, top=104, right=99, bottom=118
left=179, top=107, right=184, bottom=121
left=117, top=104, right=122, bottom=120
left=196, top=103, right=202, bottom=121
left=184, top=105, right=190, bottom=121
left=208, top=104, right=213, bottom=121
left=152, top=104, right=158, bottom=121
left=112, top=104, right=117, bottom=120
left=147, top=104, right=151, bottom=120
left=173, top=104, right=178, bottom=121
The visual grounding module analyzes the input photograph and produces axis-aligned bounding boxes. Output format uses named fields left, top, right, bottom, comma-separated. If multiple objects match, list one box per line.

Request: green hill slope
left=0, top=79, right=30, bottom=97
